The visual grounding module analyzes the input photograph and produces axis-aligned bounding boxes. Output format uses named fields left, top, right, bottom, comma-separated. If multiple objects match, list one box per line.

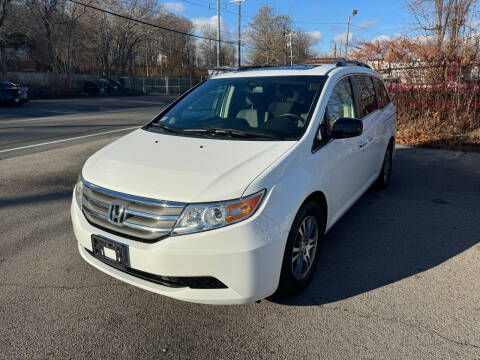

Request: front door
left=311, top=76, right=365, bottom=216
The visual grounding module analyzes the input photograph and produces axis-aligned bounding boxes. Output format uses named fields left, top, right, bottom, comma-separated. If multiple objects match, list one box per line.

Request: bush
left=390, top=85, right=480, bottom=152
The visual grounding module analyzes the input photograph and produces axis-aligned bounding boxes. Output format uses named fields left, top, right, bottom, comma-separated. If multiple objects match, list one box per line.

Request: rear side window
left=373, top=78, right=391, bottom=108
left=354, top=75, right=378, bottom=118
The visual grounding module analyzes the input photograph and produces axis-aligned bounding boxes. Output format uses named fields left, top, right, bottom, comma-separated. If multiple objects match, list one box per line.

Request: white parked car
left=72, top=60, right=397, bottom=304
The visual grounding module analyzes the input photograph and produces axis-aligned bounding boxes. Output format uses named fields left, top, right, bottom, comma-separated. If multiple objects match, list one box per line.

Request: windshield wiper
left=149, top=123, right=186, bottom=134
left=181, top=128, right=284, bottom=140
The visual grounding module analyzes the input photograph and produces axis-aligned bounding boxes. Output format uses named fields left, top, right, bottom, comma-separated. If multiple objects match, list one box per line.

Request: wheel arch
left=388, top=136, right=395, bottom=149
left=302, top=191, right=328, bottom=234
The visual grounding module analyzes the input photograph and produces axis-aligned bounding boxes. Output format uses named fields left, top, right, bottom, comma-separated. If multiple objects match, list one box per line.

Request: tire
left=375, top=144, right=393, bottom=189
left=277, top=201, right=324, bottom=296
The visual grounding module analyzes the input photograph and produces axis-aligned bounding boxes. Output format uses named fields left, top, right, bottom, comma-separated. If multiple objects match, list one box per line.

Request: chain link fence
left=119, top=77, right=203, bottom=96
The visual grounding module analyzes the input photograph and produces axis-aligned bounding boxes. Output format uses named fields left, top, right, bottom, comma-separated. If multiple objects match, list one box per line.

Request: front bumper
left=0, top=96, right=20, bottom=104
left=71, top=195, right=287, bottom=304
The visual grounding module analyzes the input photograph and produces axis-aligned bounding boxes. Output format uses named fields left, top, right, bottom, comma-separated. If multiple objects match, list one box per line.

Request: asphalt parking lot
left=0, top=97, right=479, bottom=359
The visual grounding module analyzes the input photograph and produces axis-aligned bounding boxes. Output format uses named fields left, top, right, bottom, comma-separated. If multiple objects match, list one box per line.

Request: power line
left=181, top=0, right=246, bottom=17
left=293, top=21, right=347, bottom=25
left=66, top=0, right=237, bottom=44
left=350, top=24, right=390, bottom=36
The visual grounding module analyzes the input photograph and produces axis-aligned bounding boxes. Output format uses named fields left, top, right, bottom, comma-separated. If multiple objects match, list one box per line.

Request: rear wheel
left=277, top=201, right=324, bottom=296
left=375, top=144, right=393, bottom=189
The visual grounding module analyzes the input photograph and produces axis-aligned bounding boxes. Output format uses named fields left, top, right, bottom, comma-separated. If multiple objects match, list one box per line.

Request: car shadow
left=271, top=146, right=480, bottom=306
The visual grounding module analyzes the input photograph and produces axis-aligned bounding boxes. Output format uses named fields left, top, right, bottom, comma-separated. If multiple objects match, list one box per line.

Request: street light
left=345, top=9, right=357, bottom=58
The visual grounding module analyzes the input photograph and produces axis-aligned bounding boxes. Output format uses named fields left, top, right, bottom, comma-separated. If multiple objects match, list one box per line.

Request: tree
left=292, top=31, right=316, bottom=64
left=27, top=0, right=62, bottom=72
left=405, top=0, right=478, bottom=76
left=246, top=5, right=292, bottom=65
left=246, top=5, right=316, bottom=66
left=197, top=22, right=235, bottom=68
left=0, top=0, right=10, bottom=27
left=0, top=0, right=11, bottom=77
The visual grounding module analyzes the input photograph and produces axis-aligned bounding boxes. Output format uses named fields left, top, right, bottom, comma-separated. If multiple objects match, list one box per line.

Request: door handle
left=358, top=136, right=373, bottom=149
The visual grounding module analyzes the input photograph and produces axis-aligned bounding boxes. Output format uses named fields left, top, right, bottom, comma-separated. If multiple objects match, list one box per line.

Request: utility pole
left=287, top=33, right=295, bottom=66
left=345, top=9, right=357, bottom=58
left=217, top=0, right=221, bottom=67
left=230, top=0, right=245, bottom=67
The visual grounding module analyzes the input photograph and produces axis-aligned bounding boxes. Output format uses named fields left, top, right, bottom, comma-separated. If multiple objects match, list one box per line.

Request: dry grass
left=391, top=89, right=480, bottom=152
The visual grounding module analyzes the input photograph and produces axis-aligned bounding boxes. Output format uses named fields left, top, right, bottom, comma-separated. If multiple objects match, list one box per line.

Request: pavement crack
left=328, top=305, right=480, bottom=350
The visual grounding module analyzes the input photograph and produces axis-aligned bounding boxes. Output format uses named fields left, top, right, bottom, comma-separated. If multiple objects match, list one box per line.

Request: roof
left=211, top=63, right=374, bottom=79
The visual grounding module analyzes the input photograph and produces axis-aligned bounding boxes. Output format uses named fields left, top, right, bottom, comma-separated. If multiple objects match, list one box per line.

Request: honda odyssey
left=71, top=60, right=397, bottom=304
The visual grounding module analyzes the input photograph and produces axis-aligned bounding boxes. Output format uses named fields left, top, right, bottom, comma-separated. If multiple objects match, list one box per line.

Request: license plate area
left=91, top=235, right=129, bottom=271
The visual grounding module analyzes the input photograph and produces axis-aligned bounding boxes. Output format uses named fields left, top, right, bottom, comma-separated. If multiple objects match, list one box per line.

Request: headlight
left=74, top=176, right=83, bottom=209
left=172, top=190, right=265, bottom=236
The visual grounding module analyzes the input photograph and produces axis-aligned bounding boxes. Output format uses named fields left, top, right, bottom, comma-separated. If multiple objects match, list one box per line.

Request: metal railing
left=119, top=77, right=202, bottom=95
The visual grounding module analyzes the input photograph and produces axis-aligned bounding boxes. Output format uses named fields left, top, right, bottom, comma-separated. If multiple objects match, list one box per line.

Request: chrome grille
left=81, top=179, right=185, bottom=241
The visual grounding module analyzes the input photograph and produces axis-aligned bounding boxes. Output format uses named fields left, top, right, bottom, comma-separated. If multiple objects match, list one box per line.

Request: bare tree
left=246, top=5, right=292, bottom=65
left=27, top=0, right=63, bottom=72
left=246, top=5, right=316, bottom=66
left=197, top=22, right=235, bottom=68
left=0, top=0, right=11, bottom=77
left=198, top=23, right=218, bottom=68
left=405, top=0, right=477, bottom=74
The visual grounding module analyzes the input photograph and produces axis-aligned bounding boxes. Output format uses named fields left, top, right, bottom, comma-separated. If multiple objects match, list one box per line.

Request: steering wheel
left=278, top=113, right=304, bottom=127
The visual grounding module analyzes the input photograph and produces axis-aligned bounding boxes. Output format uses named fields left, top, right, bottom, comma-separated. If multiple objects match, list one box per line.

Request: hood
left=82, top=129, right=294, bottom=203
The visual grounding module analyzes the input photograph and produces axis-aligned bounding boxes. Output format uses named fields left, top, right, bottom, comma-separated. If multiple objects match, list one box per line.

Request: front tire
left=375, top=144, right=393, bottom=189
left=277, top=201, right=324, bottom=296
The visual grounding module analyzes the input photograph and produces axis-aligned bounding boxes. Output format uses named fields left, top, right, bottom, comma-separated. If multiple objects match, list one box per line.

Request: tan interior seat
left=236, top=108, right=259, bottom=127
left=267, top=89, right=300, bottom=119
left=236, top=95, right=268, bottom=128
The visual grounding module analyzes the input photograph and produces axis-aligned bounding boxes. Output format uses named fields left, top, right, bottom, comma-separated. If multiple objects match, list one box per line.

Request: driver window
left=315, top=77, right=356, bottom=144
left=316, top=77, right=356, bottom=144
left=325, top=77, right=356, bottom=133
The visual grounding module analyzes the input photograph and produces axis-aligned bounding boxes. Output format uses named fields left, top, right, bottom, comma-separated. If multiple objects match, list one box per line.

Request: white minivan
left=72, top=60, right=397, bottom=304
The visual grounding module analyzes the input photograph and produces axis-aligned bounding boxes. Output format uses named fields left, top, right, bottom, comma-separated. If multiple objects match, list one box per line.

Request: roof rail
left=301, top=58, right=341, bottom=65
left=237, top=65, right=269, bottom=71
left=335, top=58, right=371, bottom=69
left=301, top=58, right=371, bottom=69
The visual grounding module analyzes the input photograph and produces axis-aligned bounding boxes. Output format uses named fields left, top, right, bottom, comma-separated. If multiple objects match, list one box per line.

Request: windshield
left=147, top=76, right=325, bottom=140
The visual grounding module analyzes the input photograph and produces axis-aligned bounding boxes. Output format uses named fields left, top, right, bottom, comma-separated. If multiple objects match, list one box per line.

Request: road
left=0, top=98, right=479, bottom=359
left=0, top=95, right=175, bottom=159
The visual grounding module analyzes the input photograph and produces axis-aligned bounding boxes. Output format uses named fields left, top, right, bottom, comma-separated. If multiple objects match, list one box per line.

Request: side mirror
left=331, top=118, right=363, bottom=139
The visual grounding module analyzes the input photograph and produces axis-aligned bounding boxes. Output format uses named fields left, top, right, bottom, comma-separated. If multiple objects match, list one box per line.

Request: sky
left=161, top=0, right=413, bottom=55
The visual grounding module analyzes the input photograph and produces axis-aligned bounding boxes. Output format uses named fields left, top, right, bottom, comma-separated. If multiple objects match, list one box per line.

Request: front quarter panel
left=244, top=140, right=332, bottom=239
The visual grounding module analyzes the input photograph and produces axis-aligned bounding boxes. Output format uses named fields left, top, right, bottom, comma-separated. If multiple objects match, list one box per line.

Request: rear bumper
left=71, top=195, right=287, bottom=304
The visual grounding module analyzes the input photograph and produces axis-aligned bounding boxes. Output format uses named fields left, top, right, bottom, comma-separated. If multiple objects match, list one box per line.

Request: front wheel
left=375, top=145, right=393, bottom=189
left=277, top=201, right=324, bottom=296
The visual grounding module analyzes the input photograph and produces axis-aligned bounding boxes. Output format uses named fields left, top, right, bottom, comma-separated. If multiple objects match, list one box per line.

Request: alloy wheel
left=291, top=215, right=319, bottom=280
